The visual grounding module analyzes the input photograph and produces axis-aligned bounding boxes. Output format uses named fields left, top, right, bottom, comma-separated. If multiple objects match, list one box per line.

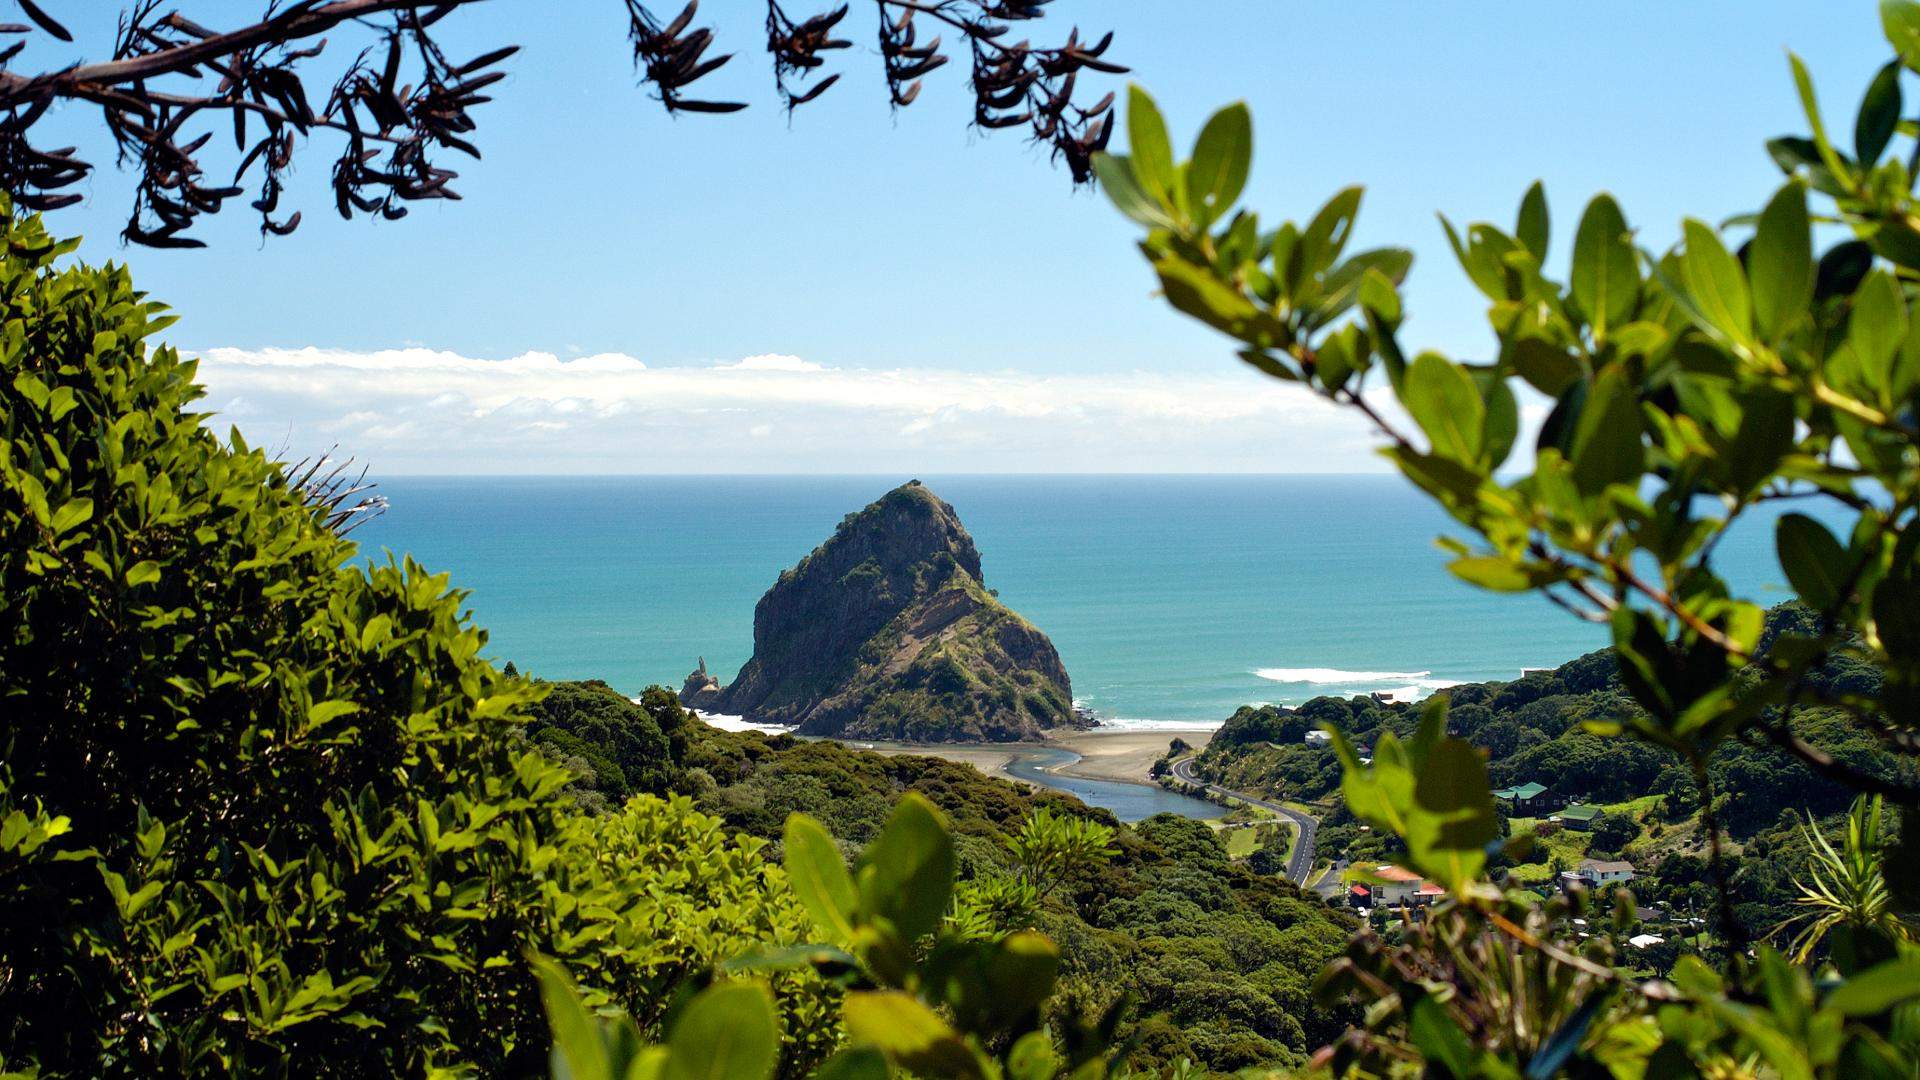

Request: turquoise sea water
left=348, top=475, right=1802, bottom=727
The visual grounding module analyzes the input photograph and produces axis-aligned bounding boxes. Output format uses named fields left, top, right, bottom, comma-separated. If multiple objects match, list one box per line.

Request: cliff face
left=702, top=482, right=1081, bottom=742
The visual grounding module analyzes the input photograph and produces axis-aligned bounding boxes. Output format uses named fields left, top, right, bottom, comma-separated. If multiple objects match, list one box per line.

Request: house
left=1304, top=730, right=1333, bottom=747
left=1492, top=781, right=1565, bottom=815
left=1366, top=865, right=1442, bottom=906
left=1577, top=859, right=1635, bottom=886
left=1553, top=804, right=1602, bottom=830
left=1628, top=933, right=1665, bottom=950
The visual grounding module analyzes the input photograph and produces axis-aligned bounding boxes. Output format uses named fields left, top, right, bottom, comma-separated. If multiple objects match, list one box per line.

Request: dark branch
left=0, top=0, right=1125, bottom=246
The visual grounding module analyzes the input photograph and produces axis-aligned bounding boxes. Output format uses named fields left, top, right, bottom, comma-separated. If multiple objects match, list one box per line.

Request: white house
left=1576, top=858, right=1635, bottom=886
left=1304, top=730, right=1333, bottom=747
left=1367, top=865, right=1444, bottom=906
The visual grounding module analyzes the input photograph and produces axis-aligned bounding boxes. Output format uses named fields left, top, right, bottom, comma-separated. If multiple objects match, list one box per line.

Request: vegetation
left=679, top=729, right=1359, bottom=1072
left=0, top=2, right=1123, bottom=246
left=0, top=204, right=836, bottom=1075
left=524, top=681, right=689, bottom=812
left=15, top=2, right=1920, bottom=1076
left=1092, top=3, right=1920, bottom=1071
left=1187, top=611, right=1910, bottom=937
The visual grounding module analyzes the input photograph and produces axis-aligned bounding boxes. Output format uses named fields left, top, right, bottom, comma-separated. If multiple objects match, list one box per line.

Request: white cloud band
left=194, top=346, right=1396, bottom=473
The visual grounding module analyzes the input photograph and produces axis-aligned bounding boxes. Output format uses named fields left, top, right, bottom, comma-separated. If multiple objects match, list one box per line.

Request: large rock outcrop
left=696, top=481, right=1081, bottom=742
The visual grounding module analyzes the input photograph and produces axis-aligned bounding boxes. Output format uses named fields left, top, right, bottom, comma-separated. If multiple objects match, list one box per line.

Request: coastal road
left=1169, top=757, right=1318, bottom=887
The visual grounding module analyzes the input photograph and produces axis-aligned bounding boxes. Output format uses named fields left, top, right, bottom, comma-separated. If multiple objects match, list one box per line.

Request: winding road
left=1169, top=756, right=1319, bottom=887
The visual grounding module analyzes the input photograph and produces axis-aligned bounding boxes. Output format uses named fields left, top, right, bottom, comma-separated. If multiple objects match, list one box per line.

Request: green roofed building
left=1554, top=804, right=1602, bottom=830
left=1492, top=781, right=1564, bottom=815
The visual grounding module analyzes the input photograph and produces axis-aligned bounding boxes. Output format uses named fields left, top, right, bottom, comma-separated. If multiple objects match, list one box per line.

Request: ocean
left=347, top=475, right=1802, bottom=729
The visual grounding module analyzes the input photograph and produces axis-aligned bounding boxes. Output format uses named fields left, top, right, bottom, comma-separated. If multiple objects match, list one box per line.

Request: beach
left=1045, top=726, right=1212, bottom=784
left=858, top=725, right=1213, bottom=789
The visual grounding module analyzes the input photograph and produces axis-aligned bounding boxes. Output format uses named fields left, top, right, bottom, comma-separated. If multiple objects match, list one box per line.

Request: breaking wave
left=1254, top=667, right=1433, bottom=684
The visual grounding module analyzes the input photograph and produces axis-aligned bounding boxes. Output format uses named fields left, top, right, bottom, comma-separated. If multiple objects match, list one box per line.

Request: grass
left=1224, top=825, right=1261, bottom=857
left=1218, top=820, right=1300, bottom=867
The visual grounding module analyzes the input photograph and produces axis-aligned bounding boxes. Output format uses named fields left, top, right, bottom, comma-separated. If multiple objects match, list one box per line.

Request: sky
left=26, top=3, right=1894, bottom=473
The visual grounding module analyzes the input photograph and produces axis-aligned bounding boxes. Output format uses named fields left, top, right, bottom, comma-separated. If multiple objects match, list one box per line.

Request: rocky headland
left=683, top=481, right=1083, bottom=742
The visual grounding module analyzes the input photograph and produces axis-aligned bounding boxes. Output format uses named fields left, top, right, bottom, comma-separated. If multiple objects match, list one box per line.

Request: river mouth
left=1001, top=747, right=1223, bottom=822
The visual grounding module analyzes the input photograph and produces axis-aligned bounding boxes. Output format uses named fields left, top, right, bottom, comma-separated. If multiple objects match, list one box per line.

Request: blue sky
left=31, top=3, right=1893, bottom=472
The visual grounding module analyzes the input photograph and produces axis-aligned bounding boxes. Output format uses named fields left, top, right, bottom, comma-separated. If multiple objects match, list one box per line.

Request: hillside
left=524, top=677, right=1358, bottom=1073
left=1177, top=605, right=1911, bottom=936
left=684, top=482, right=1083, bottom=741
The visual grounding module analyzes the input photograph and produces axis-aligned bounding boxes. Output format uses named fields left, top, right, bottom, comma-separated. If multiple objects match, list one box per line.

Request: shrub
left=0, top=205, right=829, bottom=1076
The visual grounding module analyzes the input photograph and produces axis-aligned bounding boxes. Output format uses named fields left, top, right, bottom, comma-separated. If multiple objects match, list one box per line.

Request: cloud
left=192, top=346, right=1402, bottom=473
left=713, top=353, right=824, bottom=372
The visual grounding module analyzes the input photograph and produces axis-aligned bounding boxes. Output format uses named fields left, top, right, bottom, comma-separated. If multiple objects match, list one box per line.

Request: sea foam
left=1254, top=667, right=1432, bottom=684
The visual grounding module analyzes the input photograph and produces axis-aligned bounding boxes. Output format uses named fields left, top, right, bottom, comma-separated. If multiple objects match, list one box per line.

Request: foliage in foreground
left=1091, top=3, right=1920, bottom=1073
left=537, top=792, right=1132, bottom=1080
left=682, top=732, right=1358, bottom=1071
left=0, top=206, right=834, bottom=1076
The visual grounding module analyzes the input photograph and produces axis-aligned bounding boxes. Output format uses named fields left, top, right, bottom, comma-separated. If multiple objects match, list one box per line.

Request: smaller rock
left=680, top=656, right=723, bottom=711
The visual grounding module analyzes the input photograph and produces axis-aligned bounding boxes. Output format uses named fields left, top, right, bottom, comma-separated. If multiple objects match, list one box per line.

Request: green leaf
left=843, top=991, right=981, bottom=1080
left=1570, top=194, right=1639, bottom=340
left=1680, top=218, right=1753, bottom=346
left=1401, top=353, right=1483, bottom=463
left=1516, top=181, right=1550, bottom=261
left=783, top=814, right=858, bottom=942
left=1750, top=182, right=1814, bottom=342
left=1776, top=513, right=1849, bottom=611
left=1790, top=52, right=1854, bottom=186
left=1506, top=338, right=1582, bottom=397
left=663, top=983, right=779, bottom=1080
left=1448, top=556, right=1547, bottom=592
left=1298, top=186, right=1364, bottom=283
left=808, top=1049, right=890, bottom=1080
left=1409, top=736, right=1497, bottom=891
left=1845, top=269, right=1906, bottom=395
left=1569, top=368, right=1644, bottom=496
left=532, top=955, right=614, bottom=1080
left=1091, top=153, right=1169, bottom=228
left=1825, top=956, right=1920, bottom=1016
left=855, top=794, right=954, bottom=944
left=125, top=560, right=161, bottom=587
left=307, top=700, right=362, bottom=731
left=1126, top=86, right=1176, bottom=209
left=49, top=498, right=92, bottom=536
left=1725, top=387, right=1795, bottom=493
left=1856, top=60, right=1903, bottom=164
left=1151, top=253, right=1289, bottom=347
left=1185, top=102, right=1252, bottom=222
left=1884, top=0, right=1920, bottom=72
left=1409, top=998, right=1475, bottom=1077
left=1311, top=248, right=1412, bottom=329
left=1482, top=378, right=1519, bottom=468
left=982, top=931, right=1061, bottom=1022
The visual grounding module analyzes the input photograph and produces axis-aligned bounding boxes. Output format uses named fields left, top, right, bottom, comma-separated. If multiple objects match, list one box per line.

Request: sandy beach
left=1045, top=727, right=1213, bottom=784
left=856, top=725, right=1214, bottom=789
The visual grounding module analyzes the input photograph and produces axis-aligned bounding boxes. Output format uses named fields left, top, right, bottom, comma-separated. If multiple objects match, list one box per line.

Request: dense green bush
left=1098, top=2, right=1920, bottom=1067
left=523, top=680, right=688, bottom=810
left=0, top=205, right=831, bottom=1076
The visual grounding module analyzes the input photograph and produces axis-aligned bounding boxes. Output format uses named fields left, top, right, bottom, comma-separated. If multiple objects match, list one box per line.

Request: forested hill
left=523, top=679, right=1358, bottom=1074
left=1181, top=604, right=1910, bottom=938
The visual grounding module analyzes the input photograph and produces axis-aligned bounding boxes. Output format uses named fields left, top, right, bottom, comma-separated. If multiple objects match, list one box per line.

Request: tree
left=0, top=1, right=1123, bottom=246
left=1587, top=811, right=1640, bottom=856
left=0, top=202, right=838, bottom=1075
left=1094, top=4, right=1920, bottom=1075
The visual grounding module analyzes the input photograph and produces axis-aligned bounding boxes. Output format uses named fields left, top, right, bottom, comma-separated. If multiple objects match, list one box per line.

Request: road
left=1169, top=756, right=1319, bottom=887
